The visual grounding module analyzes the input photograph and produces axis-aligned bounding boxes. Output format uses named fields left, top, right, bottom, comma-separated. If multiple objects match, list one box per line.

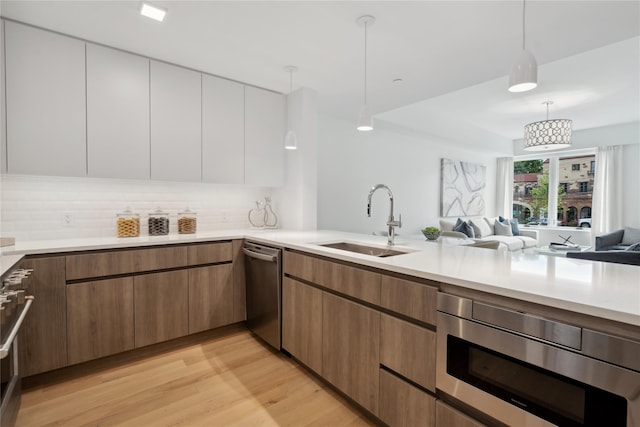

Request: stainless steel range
left=436, top=292, right=640, bottom=427
left=0, top=263, right=34, bottom=427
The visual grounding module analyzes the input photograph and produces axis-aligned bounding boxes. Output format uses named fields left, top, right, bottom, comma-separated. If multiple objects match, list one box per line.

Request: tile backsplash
left=0, top=174, right=274, bottom=241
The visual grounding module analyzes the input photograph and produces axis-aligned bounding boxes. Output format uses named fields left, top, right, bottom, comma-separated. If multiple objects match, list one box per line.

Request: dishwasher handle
left=243, top=247, right=278, bottom=262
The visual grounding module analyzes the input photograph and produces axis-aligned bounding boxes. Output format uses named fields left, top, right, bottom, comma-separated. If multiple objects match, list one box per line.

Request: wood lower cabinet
left=18, top=256, right=67, bottom=377
left=380, top=275, right=438, bottom=326
left=322, top=292, right=380, bottom=415
left=380, top=314, right=436, bottom=391
left=435, top=401, right=488, bottom=427
left=282, top=278, right=323, bottom=374
left=188, top=264, right=234, bottom=334
left=379, top=369, right=436, bottom=427
left=134, top=270, right=189, bottom=347
left=66, top=277, right=134, bottom=364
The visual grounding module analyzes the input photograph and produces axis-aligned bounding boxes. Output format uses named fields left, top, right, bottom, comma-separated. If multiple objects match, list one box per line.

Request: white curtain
left=495, top=157, right=514, bottom=218
left=592, top=145, right=623, bottom=235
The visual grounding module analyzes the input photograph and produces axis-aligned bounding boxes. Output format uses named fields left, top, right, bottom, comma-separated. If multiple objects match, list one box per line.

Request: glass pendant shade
left=356, top=104, right=373, bottom=131
left=284, top=129, right=298, bottom=150
left=524, top=119, right=572, bottom=151
left=509, top=49, right=538, bottom=92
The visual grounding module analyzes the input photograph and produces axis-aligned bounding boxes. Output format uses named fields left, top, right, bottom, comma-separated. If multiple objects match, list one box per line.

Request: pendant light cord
left=289, top=69, right=293, bottom=93
left=522, top=0, right=526, bottom=50
left=364, top=20, right=368, bottom=105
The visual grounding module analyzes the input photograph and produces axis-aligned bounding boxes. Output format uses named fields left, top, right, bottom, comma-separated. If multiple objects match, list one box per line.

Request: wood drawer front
left=66, top=246, right=188, bottom=280
left=285, top=251, right=381, bottom=305
left=381, top=275, right=438, bottom=325
left=380, top=314, right=436, bottom=391
left=187, top=241, right=233, bottom=266
left=435, top=400, right=488, bottom=427
left=379, top=369, right=436, bottom=427
left=67, top=277, right=134, bottom=365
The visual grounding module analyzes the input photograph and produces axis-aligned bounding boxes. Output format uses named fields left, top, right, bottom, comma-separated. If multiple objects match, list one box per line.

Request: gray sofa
left=567, top=250, right=640, bottom=266
left=595, top=227, right=640, bottom=251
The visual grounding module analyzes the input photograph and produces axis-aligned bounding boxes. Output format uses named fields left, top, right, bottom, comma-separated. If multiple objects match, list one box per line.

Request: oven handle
left=0, top=296, right=34, bottom=359
left=243, top=247, right=278, bottom=263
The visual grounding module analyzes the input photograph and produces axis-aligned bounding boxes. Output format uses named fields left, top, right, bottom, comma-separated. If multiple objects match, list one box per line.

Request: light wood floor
left=16, top=325, right=377, bottom=427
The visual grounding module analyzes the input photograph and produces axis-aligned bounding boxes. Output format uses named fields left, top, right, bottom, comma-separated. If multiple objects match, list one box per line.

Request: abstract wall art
left=440, top=158, right=486, bottom=217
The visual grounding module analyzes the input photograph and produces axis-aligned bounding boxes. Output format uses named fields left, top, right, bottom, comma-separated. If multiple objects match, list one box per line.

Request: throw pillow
left=469, top=218, right=492, bottom=238
left=453, top=218, right=475, bottom=238
left=510, top=218, right=521, bottom=236
left=498, top=216, right=521, bottom=236
left=483, top=217, right=497, bottom=235
left=439, top=218, right=457, bottom=232
left=494, top=219, right=513, bottom=236
left=621, top=227, right=640, bottom=245
left=625, top=242, right=640, bottom=252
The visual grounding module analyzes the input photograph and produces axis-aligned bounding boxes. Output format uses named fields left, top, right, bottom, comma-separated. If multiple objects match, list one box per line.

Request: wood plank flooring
left=16, top=325, right=377, bottom=427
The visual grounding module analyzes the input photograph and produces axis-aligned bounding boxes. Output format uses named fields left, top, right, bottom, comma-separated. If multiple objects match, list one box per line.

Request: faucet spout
left=367, top=184, right=401, bottom=245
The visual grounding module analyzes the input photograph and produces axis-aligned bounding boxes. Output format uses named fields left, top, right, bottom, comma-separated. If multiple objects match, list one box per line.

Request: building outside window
left=513, top=154, right=595, bottom=227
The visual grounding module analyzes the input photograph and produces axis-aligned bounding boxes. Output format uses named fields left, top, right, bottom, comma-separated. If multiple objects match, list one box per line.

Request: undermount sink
left=318, top=242, right=410, bottom=258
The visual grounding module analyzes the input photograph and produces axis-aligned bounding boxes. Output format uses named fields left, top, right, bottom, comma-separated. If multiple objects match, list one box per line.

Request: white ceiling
left=2, top=1, right=639, bottom=147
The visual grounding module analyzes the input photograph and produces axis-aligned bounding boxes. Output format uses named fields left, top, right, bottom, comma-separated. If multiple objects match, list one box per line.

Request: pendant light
left=356, top=15, right=375, bottom=131
left=524, top=101, right=572, bottom=151
left=284, top=65, right=298, bottom=150
left=508, top=0, right=537, bottom=92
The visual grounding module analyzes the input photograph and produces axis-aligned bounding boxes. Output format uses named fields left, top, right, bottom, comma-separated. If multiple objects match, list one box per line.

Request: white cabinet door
left=202, top=75, right=244, bottom=184
left=87, top=44, right=150, bottom=180
left=150, top=60, right=201, bottom=182
left=5, top=21, right=86, bottom=177
left=1, top=20, right=7, bottom=174
left=244, top=86, right=284, bottom=187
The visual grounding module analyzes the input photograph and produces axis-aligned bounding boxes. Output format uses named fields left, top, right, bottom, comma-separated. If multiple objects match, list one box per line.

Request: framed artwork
left=441, top=158, right=486, bottom=217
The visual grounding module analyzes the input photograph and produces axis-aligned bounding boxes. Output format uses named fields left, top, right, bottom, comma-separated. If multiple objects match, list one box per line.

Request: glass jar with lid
left=148, top=208, right=170, bottom=236
left=116, top=208, right=140, bottom=238
left=178, top=208, right=197, bottom=234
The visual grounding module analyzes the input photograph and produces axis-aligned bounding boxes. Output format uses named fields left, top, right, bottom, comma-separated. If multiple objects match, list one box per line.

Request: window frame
left=513, top=149, right=596, bottom=227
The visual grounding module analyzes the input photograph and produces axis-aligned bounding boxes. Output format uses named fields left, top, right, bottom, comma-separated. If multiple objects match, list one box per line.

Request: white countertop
left=2, top=229, right=639, bottom=327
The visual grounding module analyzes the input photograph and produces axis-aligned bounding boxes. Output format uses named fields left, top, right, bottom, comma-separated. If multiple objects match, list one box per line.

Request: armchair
left=596, top=227, right=640, bottom=251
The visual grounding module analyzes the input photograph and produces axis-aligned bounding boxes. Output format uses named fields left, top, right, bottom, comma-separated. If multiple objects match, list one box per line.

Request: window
left=590, top=160, right=596, bottom=174
left=513, top=153, right=595, bottom=227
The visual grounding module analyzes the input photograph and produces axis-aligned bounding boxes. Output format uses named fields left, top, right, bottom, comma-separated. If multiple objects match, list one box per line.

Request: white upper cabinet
left=150, top=60, right=201, bottom=182
left=202, top=75, right=244, bottom=184
left=244, top=86, right=284, bottom=187
left=87, top=44, right=150, bottom=180
left=5, top=21, right=87, bottom=177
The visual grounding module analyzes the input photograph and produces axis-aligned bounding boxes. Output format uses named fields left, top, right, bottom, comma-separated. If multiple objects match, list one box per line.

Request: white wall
left=0, top=174, right=273, bottom=241
left=317, top=115, right=498, bottom=236
left=273, top=87, right=318, bottom=230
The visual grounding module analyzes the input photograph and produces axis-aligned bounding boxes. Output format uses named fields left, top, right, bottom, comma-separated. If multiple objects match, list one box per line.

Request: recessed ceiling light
left=393, top=78, right=404, bottom=84
left=140, top=2, right=167, bottom=22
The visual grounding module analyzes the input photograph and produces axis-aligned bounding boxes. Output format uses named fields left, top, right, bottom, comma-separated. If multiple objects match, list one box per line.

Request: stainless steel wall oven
left=436, top=293, right=640, bottom=427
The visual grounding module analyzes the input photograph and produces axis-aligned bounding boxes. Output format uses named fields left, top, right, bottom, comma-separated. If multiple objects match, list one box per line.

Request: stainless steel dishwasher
left=243, top=241, right=282, bottom=350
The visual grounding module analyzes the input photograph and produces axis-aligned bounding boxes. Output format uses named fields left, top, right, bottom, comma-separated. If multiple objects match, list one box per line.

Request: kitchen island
left=3, top=229, right=639, bottom=426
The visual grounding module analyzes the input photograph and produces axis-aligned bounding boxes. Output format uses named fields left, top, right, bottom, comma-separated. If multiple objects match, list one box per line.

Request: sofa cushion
left=470, top=218, right=492, bottom=238
left=477, top=236, right=524, bottom=251
left=516, top=236, right=538, bottom=249
left=625, top=242, right=640, bottom=252
left=499, top=216, right=521, bottom=236
left=483, top=217, right=498, bottom=235
left=494, top=219, right=513, bottom=236
left=621, top=227, right=640, bottom=245
left=439, top=218, right=457, bottom=232
left=453, top=218, right=475, bottom=238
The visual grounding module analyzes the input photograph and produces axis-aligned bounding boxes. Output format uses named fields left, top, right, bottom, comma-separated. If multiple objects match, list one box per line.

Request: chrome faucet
left=367, top=184, right=402, bottom=245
